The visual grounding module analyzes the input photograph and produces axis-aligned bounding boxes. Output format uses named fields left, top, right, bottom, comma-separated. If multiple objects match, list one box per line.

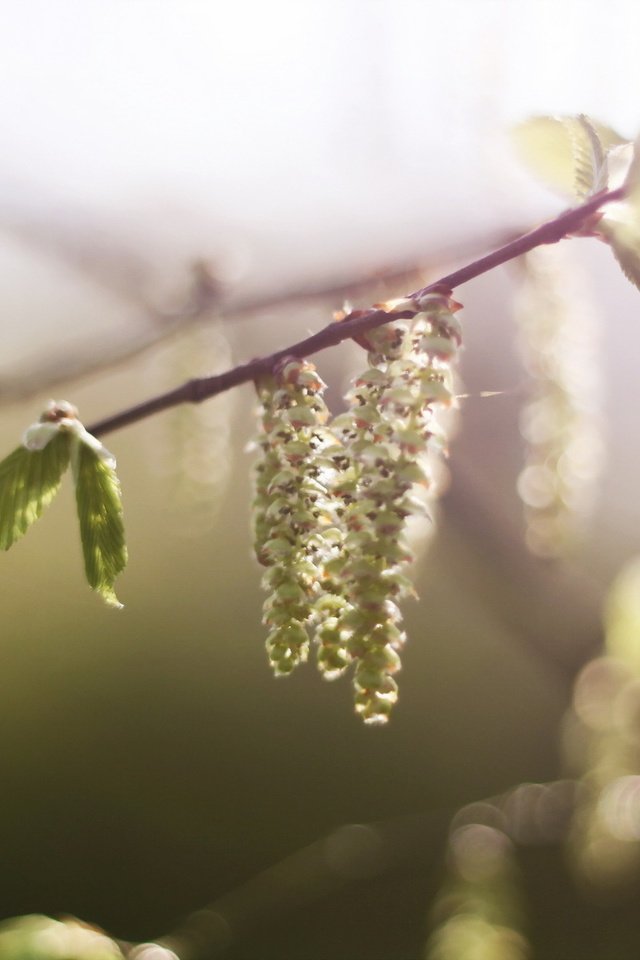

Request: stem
left=87, top=187, right=623, bottom=438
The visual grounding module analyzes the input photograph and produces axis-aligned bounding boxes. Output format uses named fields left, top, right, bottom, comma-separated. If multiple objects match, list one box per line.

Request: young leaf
left=72, top=439, right=127, bottom=608
left=0, top=431, right=71, bottom=550
left=511, top=115, right=626, bottom=200
left=572, top=115, right=607, bottom=199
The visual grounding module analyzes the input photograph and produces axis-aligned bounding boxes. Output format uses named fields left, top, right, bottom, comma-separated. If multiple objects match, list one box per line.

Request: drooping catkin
left=252, top=357, right=341, bottom=676
left=330, top=291, right=464, bottom=724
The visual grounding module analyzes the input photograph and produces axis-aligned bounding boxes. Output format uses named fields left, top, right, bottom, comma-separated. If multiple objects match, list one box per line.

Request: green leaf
left=73, top=439, right=127, bottom=608
left=512, top=115, right=627, bottom=200
left=571, top=115, right=607, bottom=200
left=0, top=431, right=71, bottom=550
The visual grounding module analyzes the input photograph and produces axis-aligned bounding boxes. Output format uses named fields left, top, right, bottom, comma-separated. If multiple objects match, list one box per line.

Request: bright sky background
left=0, top=0, right=639, bottom=393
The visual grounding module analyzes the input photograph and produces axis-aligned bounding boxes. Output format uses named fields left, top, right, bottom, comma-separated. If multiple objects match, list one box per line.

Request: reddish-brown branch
left=87, top=187, right=624, bottom=438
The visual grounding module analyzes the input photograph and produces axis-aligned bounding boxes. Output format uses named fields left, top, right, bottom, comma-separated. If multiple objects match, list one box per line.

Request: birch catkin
left=252, top=292, right=464, bottom=722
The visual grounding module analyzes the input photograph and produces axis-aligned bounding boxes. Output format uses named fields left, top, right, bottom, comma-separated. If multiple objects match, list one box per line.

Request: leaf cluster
left=0, top=403, right=127, bottom=607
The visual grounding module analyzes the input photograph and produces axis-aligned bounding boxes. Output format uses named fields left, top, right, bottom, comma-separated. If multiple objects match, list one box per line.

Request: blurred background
left=2, top=1, right=640, bottom=957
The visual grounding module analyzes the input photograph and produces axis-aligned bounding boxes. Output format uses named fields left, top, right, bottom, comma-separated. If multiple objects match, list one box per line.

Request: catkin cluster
left=252, top=291, right=463, bottom=722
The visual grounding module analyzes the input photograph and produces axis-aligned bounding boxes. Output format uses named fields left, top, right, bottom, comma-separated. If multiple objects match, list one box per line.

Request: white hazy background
left=1, top=0, right=640, bottom=394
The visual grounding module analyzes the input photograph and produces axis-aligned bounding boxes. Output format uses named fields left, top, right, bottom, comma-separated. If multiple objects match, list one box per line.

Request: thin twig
left=87, top=187, right=624, bottom=438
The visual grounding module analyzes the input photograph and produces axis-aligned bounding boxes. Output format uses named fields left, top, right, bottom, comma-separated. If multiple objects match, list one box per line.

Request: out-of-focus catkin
left=516, top=246, right=603, bottom=558
left=567, top=559, right=640, bottom=889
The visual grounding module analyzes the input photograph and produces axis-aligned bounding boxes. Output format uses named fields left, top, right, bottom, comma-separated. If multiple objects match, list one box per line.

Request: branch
left=87, top=188, right=624, bottom=438
left=144, top=778, right=577, bottom=960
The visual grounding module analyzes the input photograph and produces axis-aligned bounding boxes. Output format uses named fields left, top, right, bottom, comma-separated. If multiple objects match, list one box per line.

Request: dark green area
left=0, top=336, right=636, bottom=958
